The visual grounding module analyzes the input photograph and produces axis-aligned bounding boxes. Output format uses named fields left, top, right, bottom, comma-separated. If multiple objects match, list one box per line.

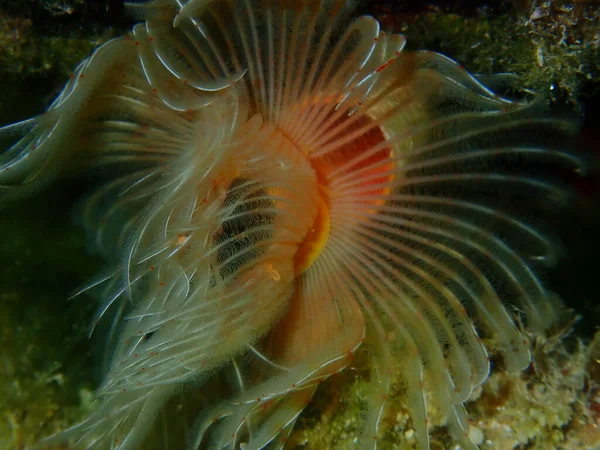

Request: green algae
left=0, top=0, right=124, bottom=78
left=292, top=329, right=600, bottom=450
left=0, top=30, right=116, bottom=78
left=381, top=3, right=599, bottom=109
left=0, top=188, right=100, bottom=449
left=0, top=12, right=106, bottom=77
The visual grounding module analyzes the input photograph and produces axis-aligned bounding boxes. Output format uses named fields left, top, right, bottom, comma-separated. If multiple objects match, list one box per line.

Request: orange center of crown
left=294, top=114, right=394, bottom=274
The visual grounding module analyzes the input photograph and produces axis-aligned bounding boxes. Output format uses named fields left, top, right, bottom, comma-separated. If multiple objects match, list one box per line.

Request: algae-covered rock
left=371, top=0, right=599, bottom=108
left=292, top=319, right=600, bottom=449
left=0, top=187, right=101, bottom=449
left=0, top=0, right=128, bottom=78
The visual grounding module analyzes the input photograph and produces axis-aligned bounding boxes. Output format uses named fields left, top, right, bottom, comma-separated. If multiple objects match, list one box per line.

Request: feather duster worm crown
left=0, top=0, right=583, bottom=449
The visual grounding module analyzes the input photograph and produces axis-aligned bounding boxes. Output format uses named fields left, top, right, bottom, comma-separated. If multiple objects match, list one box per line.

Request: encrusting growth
left=0, top=0, right=583, bottom=449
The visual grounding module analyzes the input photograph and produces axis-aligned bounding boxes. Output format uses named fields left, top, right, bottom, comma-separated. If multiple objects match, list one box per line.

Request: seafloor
left=0, top=0, right=599, bottom=449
